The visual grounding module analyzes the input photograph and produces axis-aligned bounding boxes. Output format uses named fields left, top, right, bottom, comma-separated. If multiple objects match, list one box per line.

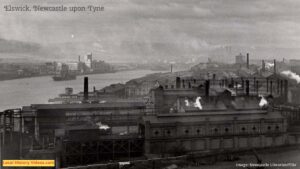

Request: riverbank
left=0, top=69, right=163, bottom=111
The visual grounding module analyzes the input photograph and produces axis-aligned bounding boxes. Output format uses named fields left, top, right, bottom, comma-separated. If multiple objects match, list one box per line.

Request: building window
left=214, top=128, right=218, bottom=134
left=275, top=126, right=279, bottom=130
left=196, top=129, right=200, bottom=134
left=241, top=127, right=246, bottom=132
left=185, top=130, right=189, bottom=134
left=154, top=131, right=159, bottom=136
left=171, top=85, right=174, bottom=89
left=267, top=126, right=271, bottom=130
left=252, top=126, right=256, bottom=131
left=166, top=130, right=171, bottom=135
left=225, top=128, right=229, bottom=133
left=165, top=85, right=168, bottom=89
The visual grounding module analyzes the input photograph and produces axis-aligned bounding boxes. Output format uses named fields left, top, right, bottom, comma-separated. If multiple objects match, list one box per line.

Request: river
left=0, top=70, right=163, bottom=111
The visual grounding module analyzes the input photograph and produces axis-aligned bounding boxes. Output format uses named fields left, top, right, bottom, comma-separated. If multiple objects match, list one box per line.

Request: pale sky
left=1, top=0, right=300, bottom=62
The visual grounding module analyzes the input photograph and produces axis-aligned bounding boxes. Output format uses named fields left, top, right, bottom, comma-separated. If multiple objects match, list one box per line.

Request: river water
left=0, top=70, right=162, bottom=111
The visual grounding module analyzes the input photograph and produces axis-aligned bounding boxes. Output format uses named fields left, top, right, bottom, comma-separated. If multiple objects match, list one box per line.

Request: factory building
left=142, top=82, right=287, bottom=155
left=1, top=75, right=300, bottom=168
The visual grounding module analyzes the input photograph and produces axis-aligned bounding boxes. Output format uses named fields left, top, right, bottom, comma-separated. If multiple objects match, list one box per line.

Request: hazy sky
left=1, top=0, right=300, bottom=62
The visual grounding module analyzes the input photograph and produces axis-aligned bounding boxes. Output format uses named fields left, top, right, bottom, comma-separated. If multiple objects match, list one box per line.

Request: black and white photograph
left=1, top=0, right=300, bottom=168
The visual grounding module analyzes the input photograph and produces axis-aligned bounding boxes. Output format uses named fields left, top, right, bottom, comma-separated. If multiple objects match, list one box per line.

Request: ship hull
left=52, top=75, right=76, bottom=81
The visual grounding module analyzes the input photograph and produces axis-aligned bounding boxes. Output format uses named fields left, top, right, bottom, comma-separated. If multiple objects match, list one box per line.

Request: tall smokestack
left=205, top=80, right=210, bottom=97
left=262, top=60, right=265, bottom=72
left=246, top=80, right=250, bottom=96
left=246, top=53, right=249, bottom=69
left=84, top=76, right=89, bottom=101
left=176, top=77, right=181, bottom=88
left=78, top=55, right=81, bottom=62
left=171, top=64, right=173, bottom=73
left=274, top=59, right=276, bottom=74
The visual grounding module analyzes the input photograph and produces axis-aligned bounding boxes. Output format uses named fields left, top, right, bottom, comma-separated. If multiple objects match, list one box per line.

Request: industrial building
left=1, top=72, right=300, bottom=168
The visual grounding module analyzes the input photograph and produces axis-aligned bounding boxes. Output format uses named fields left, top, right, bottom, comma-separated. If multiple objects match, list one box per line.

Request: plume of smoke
left=265, top=62, right=274, bottom=69
left=96, top=122, right=110, bottom=130
left=258, top=95, right=268, bottom=107
left=185, top=99, right=190, bottom=106
left=194, top=96, right=203, bottom=110
left=281, top=70, right=300, bottom=83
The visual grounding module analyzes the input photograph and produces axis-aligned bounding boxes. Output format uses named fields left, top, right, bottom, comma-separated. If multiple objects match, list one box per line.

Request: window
left=241, top=127, right=246, bottom=131
left=267, top=126, right=271, bottom=130
left=166, top=130, right=171, bottom=135
left=185, top=130, right=189, bottom=134
left=275, top=126, right=279, bottom=130
left=154, top=131, right=159, bottom=135
left=225, top=128, right=229, bottom=133
left=252, top=126, right=256, bottom=131
left=214, top=128, right=218, bottom=133
left=196, top=129, right=200, bottom=134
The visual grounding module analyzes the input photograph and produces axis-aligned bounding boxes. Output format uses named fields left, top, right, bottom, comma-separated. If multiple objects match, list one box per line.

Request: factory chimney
left=84, top=77, right=89, bottom=101
left=246, top=53, right=249, bottom=69
left=171, top=64, right=173, bottom=73
left=246, top=80, right=250, bottom=96
left=273, top=59, right=276, bottom=74
left=176, top=77, right=181, bottom=88
left=78, top=55, right=81, bottom=62
left=205, top=80, right=210, bottom=97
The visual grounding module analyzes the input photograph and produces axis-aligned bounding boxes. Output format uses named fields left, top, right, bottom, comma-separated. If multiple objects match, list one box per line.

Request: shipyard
left=1, top=0, right=300, bottom=169
left=1, top=54, right=300, bottom=168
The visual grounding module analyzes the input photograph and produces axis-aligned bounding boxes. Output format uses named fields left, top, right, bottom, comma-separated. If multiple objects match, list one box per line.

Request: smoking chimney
left=176, top=77, right=181, bottom=88
left=246, top=53, right=249, bottom=69
left=84, top=77, right=89, bottom=100
left=205, top=80, right=210, bottom=97
left=246, top=80, right=250, bottom=96
left=274, top=59, right=276, bottom=74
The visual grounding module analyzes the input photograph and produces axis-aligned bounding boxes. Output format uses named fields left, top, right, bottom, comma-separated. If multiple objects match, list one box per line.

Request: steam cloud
left=265, top=62, right=274, bottom=69
left=194, top=96, right=203, bottom=110
left=96, top=122, right=110, bottom=130
left=258, top=95, right=268, bottom=108
left=281, top=70, right=300, bottom=83
left=184, top=96, right=203, bottom=110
